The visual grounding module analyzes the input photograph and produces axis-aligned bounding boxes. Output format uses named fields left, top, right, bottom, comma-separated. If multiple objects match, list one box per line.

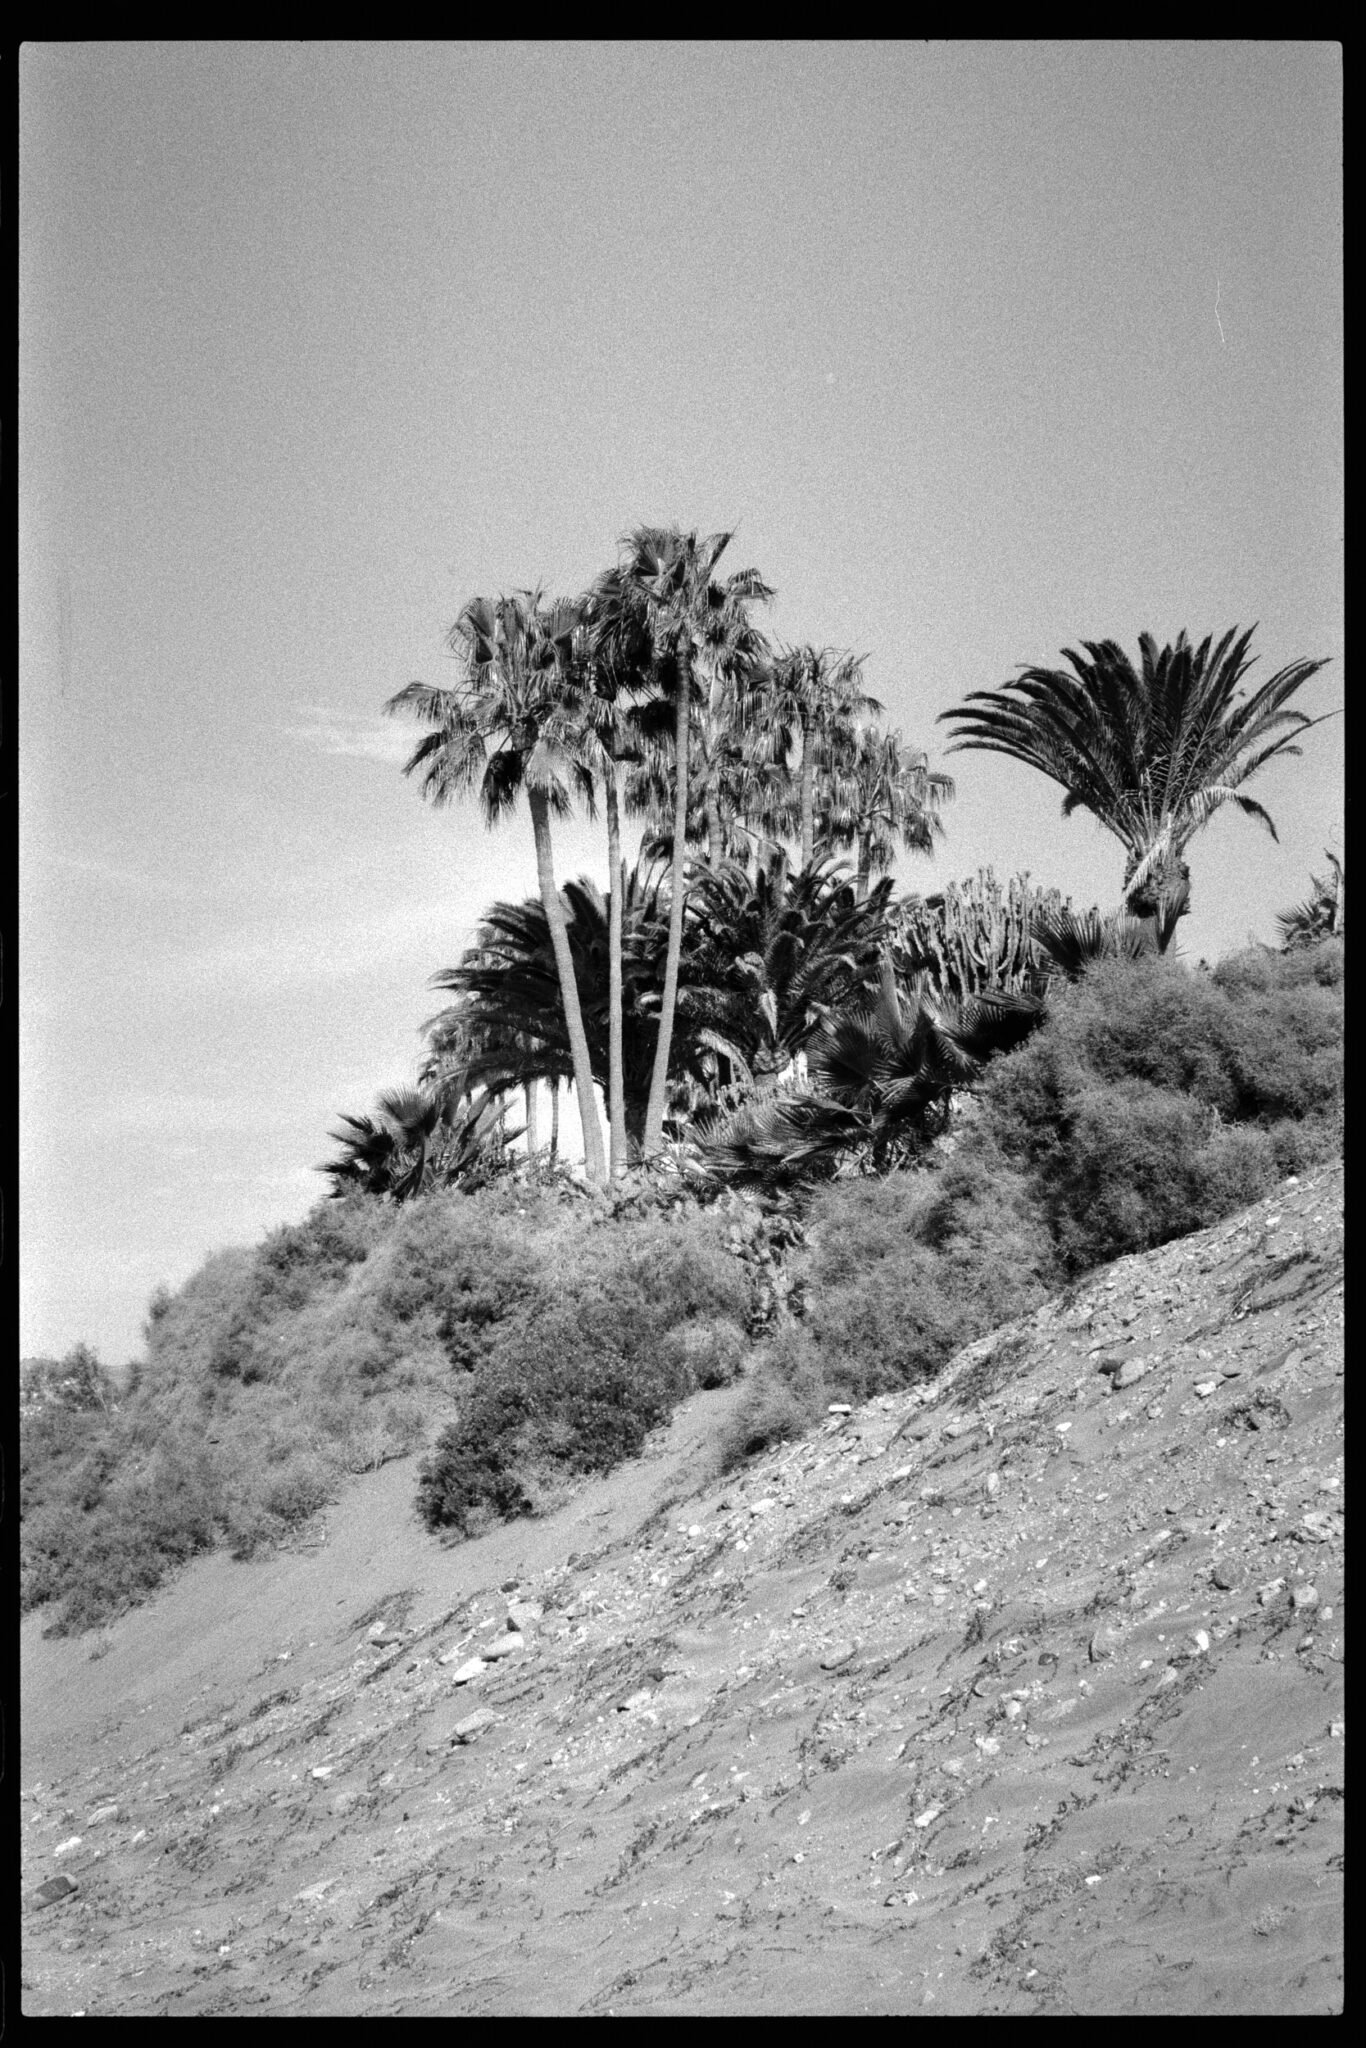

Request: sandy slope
left=21, top=1163, right=1343, bottom=2015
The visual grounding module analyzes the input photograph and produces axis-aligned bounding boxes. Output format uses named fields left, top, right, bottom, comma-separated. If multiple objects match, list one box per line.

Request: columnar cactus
left=893, top=869, right=1065, bottom=999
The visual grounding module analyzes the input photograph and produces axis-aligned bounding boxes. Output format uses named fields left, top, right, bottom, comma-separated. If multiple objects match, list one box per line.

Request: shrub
left=980, top=949, right=1342, bottom=1273
left=797, top=1148, right=1057, bottom=1403
left=414, top=1207, right=748, bottom=1532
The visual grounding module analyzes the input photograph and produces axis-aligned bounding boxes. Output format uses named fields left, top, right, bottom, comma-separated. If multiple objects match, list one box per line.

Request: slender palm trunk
left=605, top=760, right=628, bottom=1177
left=549, top=1080, right=560, bottom=1161
left=524, top=1079, right=538, bottom=1158
left=643, top=663, right=690, bottom=1157
left=800, top=713, right=816, bottom=870
left=528, top=787, right=608, bottom=1187
left=856, top=832, right=871, bottom=902
left=706, top=795, right=725, bottom=866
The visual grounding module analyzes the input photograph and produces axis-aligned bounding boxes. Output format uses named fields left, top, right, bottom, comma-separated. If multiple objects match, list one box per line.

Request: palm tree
left=938, top=628, right=1334, bottom=948
left=575, top=590, right=657, bottom=1178
left=386, top=589, right=610, bottom=1187
left=817, top=723, right=955, bottom=901
left=317, top=1082, right=515, bottom=1201
left=1277, top=850, right=1344, bottom=951
left=591, top=528, right=773, bottom=1159
left=757, top=646, right=880, bottom=870
left=429, top=867, right=709, bottom=1156
left=679, top=849, right=894, bottom=1084
left=701, top=975, right=1041, bottom=1186
left=626, top=686, right=787, bottom=869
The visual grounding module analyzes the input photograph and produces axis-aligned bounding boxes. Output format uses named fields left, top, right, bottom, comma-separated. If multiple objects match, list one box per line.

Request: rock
left=451, top=1709, right=499, bottom=1743
left=449, top=1658, right=488, bottom=1685
left=1095, top=1356, right=1125, bottom=1377
left=1193, top=1381, right=1219, bottom=1398
left=1291, top=1584, right=1319, bottom=1612
left=507, top=1601, right=542, bottom=1631
left=482, top=1632, right=524, bottom=1661
left=54, top=1836, right=82, bottom=1857
left=820, top=1643, right=856, bottom=1670
left=29, top=1874, right=78, bottom=1910
left=1088, top=1629, right=1119, bottom=1662
left=1210, top=1566, right=1235, bottom=1591
left=1114, top=1358, right=1153, bottom=1389
left=750, top=1498, right=776, bottom=1516
left=86, top=1804, right=120, bottom=1827
left=942, top=1418, right=974, bottom=1439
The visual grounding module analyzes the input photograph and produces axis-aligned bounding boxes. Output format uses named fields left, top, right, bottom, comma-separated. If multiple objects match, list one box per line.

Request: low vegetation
left=22, top=936, right=1342, bottom=1635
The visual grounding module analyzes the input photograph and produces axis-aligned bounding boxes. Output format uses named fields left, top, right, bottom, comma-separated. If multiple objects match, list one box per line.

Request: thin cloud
left=284, top=706, right=418, bottom=767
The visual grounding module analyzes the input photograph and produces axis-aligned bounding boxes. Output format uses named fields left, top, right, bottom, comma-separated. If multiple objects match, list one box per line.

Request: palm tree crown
left=938, top=627, right=1332, bottom=939
left=817, top=723, right=955, bottom=900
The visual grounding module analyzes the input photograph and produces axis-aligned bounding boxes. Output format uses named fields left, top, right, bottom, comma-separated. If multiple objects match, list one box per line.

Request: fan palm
left=317, top=1082, right=515, bottom=1201
left=939, top=628, right=1333, bottom=947
left=817, top=723, right=955, bottom=901
left=386, top=588, right=609, bottom=1186
left=756, top=646, right=881, bottom=869
left=701, top=976, right=1041, bottom=1186
left=591, top=527, right=773, bottom=1158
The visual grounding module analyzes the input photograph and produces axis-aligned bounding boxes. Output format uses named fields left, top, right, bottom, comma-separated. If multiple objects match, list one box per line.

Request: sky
left=19, top=41, right=1343, bottom=1367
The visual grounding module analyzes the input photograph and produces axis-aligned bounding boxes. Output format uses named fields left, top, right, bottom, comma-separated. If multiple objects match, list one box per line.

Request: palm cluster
left=323, top=533, right=1332, bottom=1197
left=374, top=525, right=954, bottom=1190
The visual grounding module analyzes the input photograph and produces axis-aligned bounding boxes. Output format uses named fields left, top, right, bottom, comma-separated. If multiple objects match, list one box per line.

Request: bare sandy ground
left=21, top=1162, right=1343, bottom=2014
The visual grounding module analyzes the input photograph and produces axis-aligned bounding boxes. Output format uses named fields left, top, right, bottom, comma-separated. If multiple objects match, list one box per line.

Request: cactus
left=893, top=869, right=1066, bottom=1000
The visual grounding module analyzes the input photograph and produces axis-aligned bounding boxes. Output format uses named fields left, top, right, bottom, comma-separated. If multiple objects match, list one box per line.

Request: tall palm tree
left=757, top=647, right=881, bottom=870
left=817, top=724, right=955, bottom=900
left=626, top=690, right=790, bottom=868
left=938, top=628, right=1334, bottom=947
left=591, top=527, right=773, bottom=1159
left=575, top=589, right=657, bottom=1178
left=386, top=589, right=610, bottom=1186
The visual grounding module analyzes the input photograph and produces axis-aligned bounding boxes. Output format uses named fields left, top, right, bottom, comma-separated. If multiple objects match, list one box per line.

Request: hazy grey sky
left=20, top=41, right=1343, bottom=1364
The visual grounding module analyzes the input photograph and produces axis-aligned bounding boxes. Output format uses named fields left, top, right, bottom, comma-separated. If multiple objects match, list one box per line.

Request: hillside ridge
left=21, top=1160, right=1344, bottom=2015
